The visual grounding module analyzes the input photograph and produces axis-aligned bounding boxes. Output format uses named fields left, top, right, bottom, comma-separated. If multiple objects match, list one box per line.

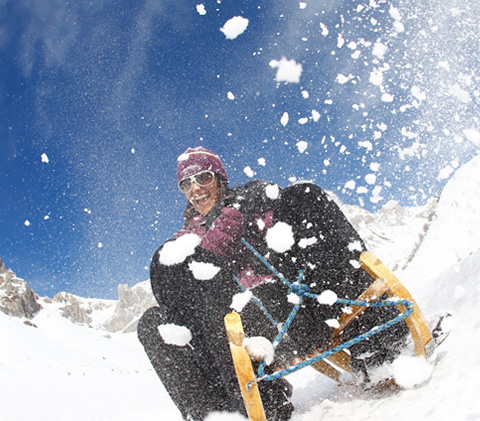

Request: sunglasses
left=178, top=170, right=215, bottom=193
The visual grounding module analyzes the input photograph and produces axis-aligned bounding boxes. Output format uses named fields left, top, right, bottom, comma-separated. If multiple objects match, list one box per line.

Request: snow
left=269, top=57, right=303, bottom=83
left=3, top=154, right=480, bottom=420
left=158, top=324, right=192, bottom=346
left=230, top=290, right=253, bottom=312
left=159, top=233, right=202, bottom=265
left=296, top=141, right=308, bottom=153
left=463, top=128, right=480, bottom=147
left=281, top=111, right=290, bottom=126
left=243, top=166, right=256, bottom=178
left=317, top=290, right=338, bottom=306
left=266, top=221, right=295, bottom=253
left=188, top=260, right=221, bottom=280
left=265, top=183, right=280, bottom=200
left=220, top=16, right=249, bottom=40
left=196, top=4, right=207, bottom=16
left=390, top=356, right=433, bottom=389
left=243, top=336, right=275, bottom=365
left=325, top=319, right=340, bottom=329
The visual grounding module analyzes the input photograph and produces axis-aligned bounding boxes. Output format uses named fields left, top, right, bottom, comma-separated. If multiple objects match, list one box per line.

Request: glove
left=201, top=206, right=245, bottom=259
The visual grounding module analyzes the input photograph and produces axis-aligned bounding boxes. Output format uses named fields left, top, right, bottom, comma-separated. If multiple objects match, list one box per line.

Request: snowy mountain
left=1, top=154, right=480, bottom=420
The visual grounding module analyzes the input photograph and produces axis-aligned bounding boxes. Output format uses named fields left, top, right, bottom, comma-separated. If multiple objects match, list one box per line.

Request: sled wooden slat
left=332, top=278, right=389, bottom=338
left=225, top=312, right=266, bottom=421
left=359, top=251, right=433, bottom=357
left=311, top=359, right=342, bottom=382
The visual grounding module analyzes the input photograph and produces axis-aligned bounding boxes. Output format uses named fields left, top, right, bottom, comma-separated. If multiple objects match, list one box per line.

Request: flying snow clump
left=298, top=236, right=317, bottom=248
left=158, top=324, right=192, bottom=346
left=159, top=233, right=201, bottom=265
left=281, top=112, right=289, bottom=126
left=188, top=260, right=221, bottom=280
left=266, top=222, right=295, bottom=253
left=411, top=86, right=426, bottom=101
left=325, top=319, right=340, bottom=329
left=230, top=290, right=253, bottom=312
left=269, top=57, right=303, bottom=84
left=41, top=153, right=49, bottom=163
left=372, top=42, right=387, bottom=59
left=296, top=141, right=308, bottom=153
left=317, top=290, right=338, bottom=306
left=196, top=4, right=207, bottom=15
left=265, top=184, right=280, bottom=200
left=463, top=128, right=480, bottom=147
left=448, top=84, right=471, bottom=103
left=243, top=336, right=274, bottom=365
left=391, top=356, right=433, bottom=388
left=220, top=16, right=249, bottom=40
left=244, top=166, right=256, bottom=178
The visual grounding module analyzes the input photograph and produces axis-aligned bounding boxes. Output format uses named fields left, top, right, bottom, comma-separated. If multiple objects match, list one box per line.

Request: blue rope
left=238, top=238, right=414, bottom=385
left=232, top=273, right=279, bottom=328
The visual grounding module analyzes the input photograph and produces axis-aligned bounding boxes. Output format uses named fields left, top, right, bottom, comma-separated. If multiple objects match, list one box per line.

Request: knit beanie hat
left=177, top=147, right=229, bottom=182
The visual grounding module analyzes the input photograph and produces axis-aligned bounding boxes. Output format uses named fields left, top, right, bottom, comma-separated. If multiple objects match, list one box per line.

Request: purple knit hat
left=177, top=147, right=229, bottom=182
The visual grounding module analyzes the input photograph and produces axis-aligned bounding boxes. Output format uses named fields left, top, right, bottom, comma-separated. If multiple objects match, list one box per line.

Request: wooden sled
left=224, top=251, right=434, bottom=421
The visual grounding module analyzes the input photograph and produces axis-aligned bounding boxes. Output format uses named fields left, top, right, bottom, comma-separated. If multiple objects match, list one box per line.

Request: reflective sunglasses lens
left=195, top=171, right=214, bottom=186
left=179, top=178, right=192, bottom=193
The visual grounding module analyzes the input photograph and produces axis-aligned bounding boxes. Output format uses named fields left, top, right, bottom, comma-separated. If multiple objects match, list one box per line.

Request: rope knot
left=291, top=283, right=310, bottom=296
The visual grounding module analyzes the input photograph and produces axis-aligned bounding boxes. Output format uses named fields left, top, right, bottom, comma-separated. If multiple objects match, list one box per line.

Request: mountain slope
left=1, top=154, right=480, bottom=420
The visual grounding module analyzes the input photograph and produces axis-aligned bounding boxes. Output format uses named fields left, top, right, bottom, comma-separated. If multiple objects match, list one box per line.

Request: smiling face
left=184, top=176, right=222, bottom=215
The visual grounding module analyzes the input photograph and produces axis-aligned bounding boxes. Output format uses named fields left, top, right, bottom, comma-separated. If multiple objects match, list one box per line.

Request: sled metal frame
left=224, top=251, right=434, bottom=421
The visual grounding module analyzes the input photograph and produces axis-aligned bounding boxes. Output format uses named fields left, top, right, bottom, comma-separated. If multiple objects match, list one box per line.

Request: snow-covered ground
left=2, top=155, right=480, bottom=421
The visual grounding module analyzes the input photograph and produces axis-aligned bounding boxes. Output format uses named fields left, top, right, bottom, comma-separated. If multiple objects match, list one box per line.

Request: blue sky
left=1, top=0, right=479, bottom=299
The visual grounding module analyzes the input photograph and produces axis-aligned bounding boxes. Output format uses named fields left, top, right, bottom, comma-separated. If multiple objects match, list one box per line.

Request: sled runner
left=224, top=246, right=434, bottom=421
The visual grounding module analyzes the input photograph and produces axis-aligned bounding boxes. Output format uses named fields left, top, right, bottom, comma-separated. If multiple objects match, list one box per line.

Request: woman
left=138, top=147, right=408, bottom=420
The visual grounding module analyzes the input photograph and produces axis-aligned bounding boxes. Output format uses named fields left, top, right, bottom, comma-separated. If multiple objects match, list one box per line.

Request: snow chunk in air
left=188, top=260, right=221, bottom=280
left=317, top=290, right=338, bottom=306
left=41, top=153, right=49, bottom=163
left=269, top=57, right=303, bottom=84
left=372, top=42, right=387, bottom=59
left=158, top=324, right=192, bottom=346
left=298, top=237, right=317, bottom=248
left=391, top=356, right=433, bottom=388
left=288, top=292, right=300, bottom=305
left=220, top=16, right=249, bottom=40
left=244, top=166, right=256, bottom=178
left=325, top=319, right=340, bottom=329
left=281, top=112, right=289, bottom=126
left=196, top=4, right=207, bottom=15
left=266, top=222, right=295, bottom=253
left=463, top=128, right=480, bottom=147
left=244, top=336, right=274, bottom=365
left=296, top=141, right=308, bottom=153
left=159, top=234, right=201, bottom=265
left=265, top=184, right=280, bottom=200
left=230, top=290, right=253, bottom=312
